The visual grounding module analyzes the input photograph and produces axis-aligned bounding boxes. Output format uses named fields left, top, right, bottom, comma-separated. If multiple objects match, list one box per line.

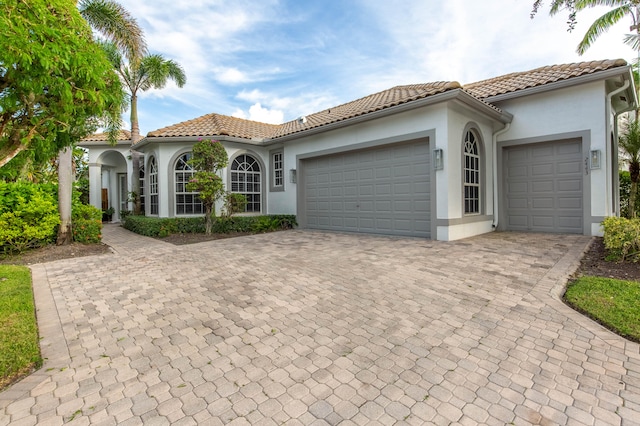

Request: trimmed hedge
left=122, top=215, right=297, bottom=237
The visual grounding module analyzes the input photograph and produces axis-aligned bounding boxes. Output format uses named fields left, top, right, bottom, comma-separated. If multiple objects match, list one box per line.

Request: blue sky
left=115, top=0, right=635, bottom=136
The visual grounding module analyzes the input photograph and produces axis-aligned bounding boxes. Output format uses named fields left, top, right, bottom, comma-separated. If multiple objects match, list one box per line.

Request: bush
left=222, top=192, right=248, bottom=217
left=123, top=215, right=297, bottom=237
left=0, top=182, right=59, bottom=253
left=72, top=203, right=102, bottom=244
left=602, top=216, right=640, bottom=262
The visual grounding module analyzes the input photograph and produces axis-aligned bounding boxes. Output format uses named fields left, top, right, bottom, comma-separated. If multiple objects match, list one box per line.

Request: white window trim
left=270, top=149, right=284, bottom=192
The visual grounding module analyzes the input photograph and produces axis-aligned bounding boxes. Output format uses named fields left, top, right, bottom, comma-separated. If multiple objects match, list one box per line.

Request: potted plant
left=102, top=207, right=115, bottom=222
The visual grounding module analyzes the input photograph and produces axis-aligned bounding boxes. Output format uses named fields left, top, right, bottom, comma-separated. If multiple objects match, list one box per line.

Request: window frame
left=174, top=152, right=203, bottom=216
left=230, top=152, right=263, bottom=213
left=463, top=128, right=482, bottom=216
left=270, top=149, right=284, bottom=192
left=148, top=156, right=159, bottom=216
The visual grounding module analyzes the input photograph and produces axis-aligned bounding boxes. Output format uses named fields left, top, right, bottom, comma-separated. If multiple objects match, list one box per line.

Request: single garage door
left=302, top=140, right=430, bottom=238
left=504, top=139, right=583, bottom=233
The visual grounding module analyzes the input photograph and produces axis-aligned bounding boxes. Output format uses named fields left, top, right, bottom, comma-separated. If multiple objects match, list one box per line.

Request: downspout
left=606, top=79, right=630, bottom=217
left=492, top=122, right=511, bottom=230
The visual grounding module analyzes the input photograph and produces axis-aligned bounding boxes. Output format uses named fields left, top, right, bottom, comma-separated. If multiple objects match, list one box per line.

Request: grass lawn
left=564, top=276, right=640, bottom=342
left=0, top=265, right=42, bottom=390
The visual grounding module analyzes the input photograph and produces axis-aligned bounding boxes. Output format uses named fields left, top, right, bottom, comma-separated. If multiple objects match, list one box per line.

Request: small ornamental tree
left=186, top=139, right=228, bottom=234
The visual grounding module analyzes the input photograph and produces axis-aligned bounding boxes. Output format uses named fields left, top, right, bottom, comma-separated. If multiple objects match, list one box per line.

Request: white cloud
left=232, top=103, right=284, bottom=124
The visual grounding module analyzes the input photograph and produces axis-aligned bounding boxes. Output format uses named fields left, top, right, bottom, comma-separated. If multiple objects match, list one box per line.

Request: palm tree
left=620, top=117, right=640, bottom=217
left=57, top=1, right=146, bottom=245
left=101, top=42, right=187, bottom=214
left=533, top=0, right=640, bottom=54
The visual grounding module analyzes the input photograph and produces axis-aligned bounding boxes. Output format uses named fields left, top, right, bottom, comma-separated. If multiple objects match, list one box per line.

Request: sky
left=114, top=0, right=637, bottom=136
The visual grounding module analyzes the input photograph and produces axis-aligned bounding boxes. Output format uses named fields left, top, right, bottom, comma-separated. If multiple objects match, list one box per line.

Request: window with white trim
left=149, top=156, right=159, bottom=215
left=231, top=154, right=261, bottom=212
left=273, top=152, right=283, bottom=188
left=139, top=166, right=145, bottom=213
left=464, top=130, right=481, bottom=214
left=174, top=152, right=203, bottom=215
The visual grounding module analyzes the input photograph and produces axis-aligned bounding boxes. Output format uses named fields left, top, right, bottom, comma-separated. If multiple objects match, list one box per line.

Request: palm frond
left=620, top=117, right=640, bottom=165
left=577, top=5, right=630, bottom=54
left=624, top=32, right=640, bottom=49
left=79, top=0, right=147, bottom=61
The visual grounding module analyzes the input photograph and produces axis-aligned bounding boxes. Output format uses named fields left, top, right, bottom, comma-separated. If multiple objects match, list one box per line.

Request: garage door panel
left=557, top=141, right=581, bottom=155
left=532, top=164, right=554, bottom=176
left=531, top=180, right=554, bottom=193
left=558, top=179, right=581, bottom=192
left=558, top=197, right=581, bottom=209
left=532, top=145, right=554, bottom=158
left=504, top=139, right=583, bottom=234
left=303, top=140, right=430, bottom=237
left=532, top=198, right=554, bottom=209
left=532, top=215, right=554, bottom=227
left=557, top=161, right=581, bottom=174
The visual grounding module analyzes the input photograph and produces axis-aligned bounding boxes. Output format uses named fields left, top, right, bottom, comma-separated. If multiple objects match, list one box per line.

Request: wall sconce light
left=590, top=150, right=601, bottom=169
left=433, top=149, right=444, bottom=170
left=290, top=169, right=297, bottom=184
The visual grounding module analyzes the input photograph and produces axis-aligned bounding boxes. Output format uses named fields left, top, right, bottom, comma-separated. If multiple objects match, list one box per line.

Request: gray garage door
left=302, top=140, right=430, bottom=238
left=504, top=139, right=583, bottom=233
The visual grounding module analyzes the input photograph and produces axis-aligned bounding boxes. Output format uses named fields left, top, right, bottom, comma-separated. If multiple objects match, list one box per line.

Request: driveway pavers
left=1, top=225, right=640, bottom=425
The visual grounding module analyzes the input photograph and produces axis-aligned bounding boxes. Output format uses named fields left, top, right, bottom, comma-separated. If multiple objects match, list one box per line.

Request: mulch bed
left=575, top=237, right=640, bottom=282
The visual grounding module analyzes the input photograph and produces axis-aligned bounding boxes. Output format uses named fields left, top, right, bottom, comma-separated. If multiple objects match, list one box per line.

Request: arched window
left=231, top=154, right=261, bottom=212
left=463, top=130, right=481, bottom=215
left=148, top=157, right=159, bottom=215
left=174, top=152, right=203, bottom=215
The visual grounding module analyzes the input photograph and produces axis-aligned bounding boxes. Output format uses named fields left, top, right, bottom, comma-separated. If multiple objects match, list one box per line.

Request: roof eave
left=269, top=89, right=512, bottom=144
left=78, top=140, right=132, bottom=148
left=134, top=134, right=264, bottom=150
left=482, top=65, right=635, bottom=103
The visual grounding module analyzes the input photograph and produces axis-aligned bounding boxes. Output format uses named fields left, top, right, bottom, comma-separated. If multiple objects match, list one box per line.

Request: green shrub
left=602, top=216, right=640, bottom=261
left=123, top=214, right=297, bottom=237
left=0, top=182, right=59, bottom=253
left=174, top=217, right=205, bottom=234
left=72, top=203, right=102, bottom=244
left=222, top=192, right=248, bottom=217
left=122, top=216, right=175, bottom=237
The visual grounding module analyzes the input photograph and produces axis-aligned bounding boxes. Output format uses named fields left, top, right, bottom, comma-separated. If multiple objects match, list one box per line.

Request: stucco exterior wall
left=493, top=81, right=609, bottom=234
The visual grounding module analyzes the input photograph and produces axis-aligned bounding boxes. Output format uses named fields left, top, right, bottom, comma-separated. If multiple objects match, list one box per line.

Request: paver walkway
left=1, top=225, right=639, bottom=425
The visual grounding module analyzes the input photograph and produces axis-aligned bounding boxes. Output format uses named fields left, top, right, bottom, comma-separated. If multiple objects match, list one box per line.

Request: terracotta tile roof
left=142, top=60, right=628, bottom=142
left=81, top=130, right=131, bottom=143
left=273, top=81, right=462, bottom=137
left=147, top=113, right=279, bottom=139
left=465, top=59, right=627, bottom=99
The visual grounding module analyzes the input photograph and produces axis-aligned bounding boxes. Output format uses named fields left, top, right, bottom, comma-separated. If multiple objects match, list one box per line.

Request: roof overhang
left=77, top=140, right=132, bottom=148
left=267, top=89, right=513, bottom=144
left=483, top=65, right=637, bottom=108
left=133, top=135, right=266, bottom=150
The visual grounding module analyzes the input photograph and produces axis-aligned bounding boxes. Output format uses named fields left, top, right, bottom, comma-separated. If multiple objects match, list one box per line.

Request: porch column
left=88, top=163, right=102, bottom=211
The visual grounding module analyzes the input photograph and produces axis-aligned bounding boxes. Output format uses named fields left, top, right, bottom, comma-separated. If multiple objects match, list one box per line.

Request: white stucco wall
left=270, top=104, right=450, bottom=218
left=493, top=81, right=610, bottom=233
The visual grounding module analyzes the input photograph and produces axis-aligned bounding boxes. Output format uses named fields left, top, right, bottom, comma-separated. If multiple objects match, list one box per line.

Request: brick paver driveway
left=2, top=226, right=640, bottom=425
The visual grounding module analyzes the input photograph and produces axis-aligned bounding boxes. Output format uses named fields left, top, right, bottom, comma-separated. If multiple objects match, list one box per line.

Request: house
left=80, top=59, right=637, bottom=241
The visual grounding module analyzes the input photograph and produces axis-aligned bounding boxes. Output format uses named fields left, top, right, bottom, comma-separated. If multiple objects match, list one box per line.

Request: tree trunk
left=205, top=205, right=213, bottom=235
left=130, top=92, right=142, bottom=214
left=57, top=146, right=73, bottom=245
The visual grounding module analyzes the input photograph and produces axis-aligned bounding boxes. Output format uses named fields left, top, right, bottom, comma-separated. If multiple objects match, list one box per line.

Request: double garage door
left=302, top=140, right=431, bottom=238
left=503, top=139, right=584, bottom=234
